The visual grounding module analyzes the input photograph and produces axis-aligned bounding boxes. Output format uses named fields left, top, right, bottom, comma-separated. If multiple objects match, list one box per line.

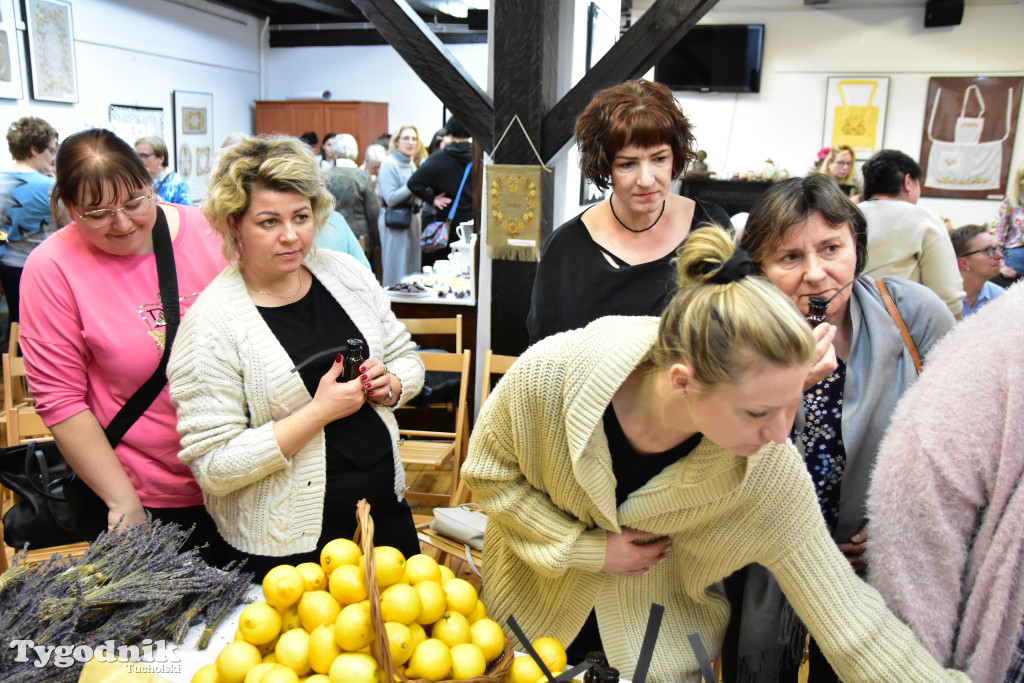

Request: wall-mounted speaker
left=467, top=9, right=488, bottom=31
left=925, top=0, right=964, bottom=27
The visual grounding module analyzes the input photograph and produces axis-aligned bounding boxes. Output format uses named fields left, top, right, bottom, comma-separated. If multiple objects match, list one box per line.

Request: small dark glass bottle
left=583, top=651, right=617, bottom=683
left=343, top=338, right=365, bottom=381
left=806, top=296, right=829, bottom=327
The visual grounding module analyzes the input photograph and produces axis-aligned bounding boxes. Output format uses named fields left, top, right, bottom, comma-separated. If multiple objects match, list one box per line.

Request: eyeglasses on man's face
left=73, top=195, right=155, bottom=228
left=961, top=245, right=1004, bottom=259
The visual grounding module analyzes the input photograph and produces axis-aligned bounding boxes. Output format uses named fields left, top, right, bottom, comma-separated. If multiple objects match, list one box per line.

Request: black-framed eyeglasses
left=961, top=245, right=1004, bottom=258
left=137, top=152, right=153, bottom=159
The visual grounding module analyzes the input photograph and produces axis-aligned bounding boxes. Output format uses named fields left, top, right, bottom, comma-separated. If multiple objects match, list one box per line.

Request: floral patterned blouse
left=796, top=358, right=848, bottom=534
left=993, top=197, right=1024, bottom=250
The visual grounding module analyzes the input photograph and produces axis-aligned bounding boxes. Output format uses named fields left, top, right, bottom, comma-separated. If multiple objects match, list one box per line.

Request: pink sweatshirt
left=19, top=204, right=226, bottom=507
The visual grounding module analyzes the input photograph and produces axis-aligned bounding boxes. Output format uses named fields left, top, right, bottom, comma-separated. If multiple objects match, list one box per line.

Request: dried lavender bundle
left=0, top=516, right=253, bottom=681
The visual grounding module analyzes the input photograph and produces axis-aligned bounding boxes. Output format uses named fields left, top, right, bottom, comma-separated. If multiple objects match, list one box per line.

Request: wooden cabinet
left=254, top=100, right=388, bottom=164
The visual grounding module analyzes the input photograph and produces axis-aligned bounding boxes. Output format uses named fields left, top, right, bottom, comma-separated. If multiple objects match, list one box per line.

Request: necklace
left=609, top=195, right=666, bottom=233
left=246, top=270, right=303, bottom=301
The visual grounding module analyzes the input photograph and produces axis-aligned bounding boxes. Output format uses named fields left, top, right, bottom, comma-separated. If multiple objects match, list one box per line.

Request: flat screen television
left=655, top=25, right=765, bottom=93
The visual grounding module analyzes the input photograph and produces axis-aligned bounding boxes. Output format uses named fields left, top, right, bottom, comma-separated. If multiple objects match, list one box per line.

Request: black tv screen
left=655, top=25, right=765, bottom=93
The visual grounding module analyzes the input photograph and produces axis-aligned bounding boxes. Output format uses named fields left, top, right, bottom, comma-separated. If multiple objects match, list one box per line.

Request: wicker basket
left=354, top=499, right=514, bottom=683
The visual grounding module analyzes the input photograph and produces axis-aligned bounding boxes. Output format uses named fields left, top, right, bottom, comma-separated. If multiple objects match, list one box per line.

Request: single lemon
left=258, top=663, right=300, bottom=683
left=243, top=661, right=275, bottom=683
left=438, top=565, right=456, bottom=583
left=263, top=565, right=306, bottom=610
left=470, top=618, right=506, bottom=662
left=328, top=563, right=367, bottom=605
left=430, top=610, right=472, bottom=648
left=275, top=628, right=311, bottom=676
left=384, top=621, right=414, bottom=666
left=320, top=538, right=362, bottom=575
left=408, top=621, right=428, bottom=649
left=328, top=651, right=382, bottom=683
left=404, top=638, right=451, bottom=683
left=190, top=663, right=219, bottom=683
left=380, top=582, right=422, bottom=625
left=280, top=604, right=302, bottom=633
left=442, top=577, right=478, bottom=616
left=261, top=652, right=277, bottom=664
left=334, top=601, right=375, bottom=652
left=297, top=590, right=342, bottom=632
left=404, top=554, right=443, bottom=584
left=307, top=623, right=342, bottom=674
left=216, top=640, right=262, bottom=683
left=504, top=655, right=543, bottom=683
left=371, top=546, right=407, bottom=588
left=532, top=636, right=567, bottom=674
left=467, top=598, right=487, bottom=623
left=296, top=562, right=328, bottom=591
left=413, top=580, right=447, bottom=626
left=450, top=642, right=487, bottom=679
left=305, top=676, right=332, bottom=683
left=239, top=602, right=283, bottom=645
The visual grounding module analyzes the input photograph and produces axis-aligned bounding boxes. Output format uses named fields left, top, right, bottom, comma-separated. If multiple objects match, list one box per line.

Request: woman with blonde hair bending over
left=168, top=136, right=424, bottom=580
left=463, top=229, right=971, bottom=682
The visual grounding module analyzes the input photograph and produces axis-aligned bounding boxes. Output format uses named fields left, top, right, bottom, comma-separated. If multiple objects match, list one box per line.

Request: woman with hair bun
left=526, top=78, right=732, bottom=345
left=463, top=228, right=970, bottom=682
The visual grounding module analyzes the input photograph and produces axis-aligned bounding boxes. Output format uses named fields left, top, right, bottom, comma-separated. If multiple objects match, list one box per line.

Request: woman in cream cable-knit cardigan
left=462, top=229, right=970, bottom=683
left=168, top=136, right=424, bottom=580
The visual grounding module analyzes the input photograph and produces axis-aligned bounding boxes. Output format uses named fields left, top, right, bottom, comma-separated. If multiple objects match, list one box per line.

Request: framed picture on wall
left=580, top=177, right=609, bottom=206
left=173, top=90, right=214, bottom=202
left=822, top=76, right=889, bottom=160
left=0, top=0, right=25, bottom=100
left=919, top=76, right=1023, bottom=199
left=24, top=0, right=78, bottom=103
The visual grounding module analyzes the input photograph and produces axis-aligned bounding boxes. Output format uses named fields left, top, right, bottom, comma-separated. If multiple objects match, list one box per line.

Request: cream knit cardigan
left=462, top=316, right=970, bottom=683
left=168, top=250, right=424, bottom=556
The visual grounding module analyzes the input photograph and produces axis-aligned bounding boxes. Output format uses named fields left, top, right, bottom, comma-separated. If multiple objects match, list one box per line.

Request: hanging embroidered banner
left=485, top=164, right=542, bottom=261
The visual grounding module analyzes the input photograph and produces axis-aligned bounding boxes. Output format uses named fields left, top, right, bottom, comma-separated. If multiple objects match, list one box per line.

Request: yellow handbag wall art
left=824, top=77, right=889, bottom=159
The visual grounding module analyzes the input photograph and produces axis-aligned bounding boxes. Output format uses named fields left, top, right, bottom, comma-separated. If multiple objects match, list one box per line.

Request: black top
left=256, top=275, right=392, bottom=472
left=603, top=403, right=701, bottom=505
left=407, top=141, right=474, bottom=226
left=526, top=200, right=732, bottom=345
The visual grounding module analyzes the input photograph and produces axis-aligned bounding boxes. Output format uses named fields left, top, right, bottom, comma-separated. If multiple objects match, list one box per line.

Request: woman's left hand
left=804, top=322, right=838, bottom=390
left=837, top=525, right=868, bottom=571
left=361, top=356, right=397, bottom=405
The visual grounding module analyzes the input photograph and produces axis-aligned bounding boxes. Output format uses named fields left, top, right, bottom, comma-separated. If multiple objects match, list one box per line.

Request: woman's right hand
left=601, top=527, right=671, bottom=576
left=804, top=322, right=838, bottom=390
left=308, top=353, right=368, bottom=426
left=106, top=493, right=146, bottom=531
left=433, top=192, right=452, bottom=211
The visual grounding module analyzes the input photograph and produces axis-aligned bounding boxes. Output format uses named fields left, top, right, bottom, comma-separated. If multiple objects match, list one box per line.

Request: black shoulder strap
left=104, top=206, right=180, bottom=447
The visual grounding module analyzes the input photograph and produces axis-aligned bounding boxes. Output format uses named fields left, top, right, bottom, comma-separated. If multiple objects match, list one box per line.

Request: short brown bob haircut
left=575, top=79, right=696, bottom=191
left=50, top=129, right=151, bottom=224
left=7, top=116, right=58, bottom=161
left=739, top=174, right=869, bottom=277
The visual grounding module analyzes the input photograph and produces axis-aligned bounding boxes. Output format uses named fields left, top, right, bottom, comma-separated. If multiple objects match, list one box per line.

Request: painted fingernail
left=359, top=365, right=366, bottom=373
left=335, top=353, right=342, bottom=363
left=361, top=374, right=368, bottom=381
left=364, top=383, right=371, bottom=389
left=367, top=389, right=374, bottom=395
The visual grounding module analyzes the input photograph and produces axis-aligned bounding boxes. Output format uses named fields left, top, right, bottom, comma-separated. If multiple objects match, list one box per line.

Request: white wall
left=264, top=42, right=490, bottom=146
left=658, top=1, right=1024, bottom=226
left=0, top=0, right=262, bottom=168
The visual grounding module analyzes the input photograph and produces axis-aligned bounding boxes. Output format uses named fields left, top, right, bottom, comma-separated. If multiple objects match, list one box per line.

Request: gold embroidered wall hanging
left=485, top=164, right=542, bottom=261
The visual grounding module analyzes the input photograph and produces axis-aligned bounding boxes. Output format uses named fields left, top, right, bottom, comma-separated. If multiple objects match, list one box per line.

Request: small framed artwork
left=822, top=76, right=889, bottom=160
left=25, top=0, right=78, bottom=103
left=173, top=90, right=214, bottom=202
left=580, top=177, right=609, bottom=206
left=0, top=0, right=25, bottom=100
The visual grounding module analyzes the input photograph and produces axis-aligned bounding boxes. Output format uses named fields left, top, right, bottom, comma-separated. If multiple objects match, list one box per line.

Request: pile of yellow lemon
left=192, top=538, right=548, bottom=683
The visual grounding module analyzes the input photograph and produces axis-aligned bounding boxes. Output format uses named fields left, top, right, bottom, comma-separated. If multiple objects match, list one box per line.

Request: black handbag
left=0, top=207, right=180, bottom=547
left=384, top=204, right=412, bottom=229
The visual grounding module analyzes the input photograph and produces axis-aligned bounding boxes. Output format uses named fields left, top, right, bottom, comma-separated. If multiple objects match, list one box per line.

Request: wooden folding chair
left=398, top=315, right=463, bottom=353
left=480, top=349, right=518, bottom=404
left=0, top=323, right=89, bottom=570
left=399, top=350, right=471, bottom=508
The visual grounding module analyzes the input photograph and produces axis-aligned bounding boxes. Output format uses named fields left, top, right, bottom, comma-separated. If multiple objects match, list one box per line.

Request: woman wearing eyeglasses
left=815, top=144, right=860, bottom=198
left=950, top=224, right=1006, bottom=318
left=1, top=116, right=59, bottom=325
left=17, top=129, right=227, bottom=559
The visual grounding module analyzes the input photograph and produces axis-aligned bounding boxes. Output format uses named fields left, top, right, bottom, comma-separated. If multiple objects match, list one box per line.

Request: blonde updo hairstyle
left=648, top=228, right=815, bottom=390
left=204, top=135, right=335, bottom=262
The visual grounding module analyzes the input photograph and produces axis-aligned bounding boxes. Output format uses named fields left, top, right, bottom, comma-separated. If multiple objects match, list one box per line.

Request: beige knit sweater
left=462, top=316, right=970, bottom=683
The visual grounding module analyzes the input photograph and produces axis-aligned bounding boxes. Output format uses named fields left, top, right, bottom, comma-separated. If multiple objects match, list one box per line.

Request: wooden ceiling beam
left=540, top=0, right=721, bottom=161
left=348, top=0, right=494, bottom=149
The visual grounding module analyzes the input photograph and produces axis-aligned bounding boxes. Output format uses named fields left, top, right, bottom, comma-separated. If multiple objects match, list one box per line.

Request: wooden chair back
left=398, top=315, right=463, bottom=353
left=480, top=350, right=518, bottom=404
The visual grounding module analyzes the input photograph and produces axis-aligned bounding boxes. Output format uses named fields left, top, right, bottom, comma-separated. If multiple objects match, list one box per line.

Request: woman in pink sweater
left=867, top=282, right=1024, bottom=682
